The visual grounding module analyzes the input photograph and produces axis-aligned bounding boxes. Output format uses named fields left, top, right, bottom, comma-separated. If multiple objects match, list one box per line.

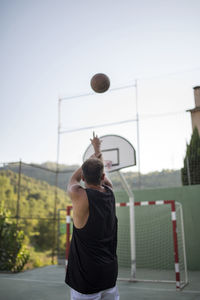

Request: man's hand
left=90, top=132, right=102, bottom=157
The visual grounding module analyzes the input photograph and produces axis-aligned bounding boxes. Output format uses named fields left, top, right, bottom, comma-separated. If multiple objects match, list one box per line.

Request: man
left=65, top=132, right=119, bottom=300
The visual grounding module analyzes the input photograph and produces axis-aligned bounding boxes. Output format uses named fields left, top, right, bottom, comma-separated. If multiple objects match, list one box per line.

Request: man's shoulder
left=103, top=184, right=114, bottom=192
left=68, top=184, right=86, bottom=199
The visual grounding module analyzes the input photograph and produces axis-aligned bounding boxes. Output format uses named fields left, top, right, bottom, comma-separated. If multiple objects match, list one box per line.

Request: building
left=187, top=86, right=200, bottom=134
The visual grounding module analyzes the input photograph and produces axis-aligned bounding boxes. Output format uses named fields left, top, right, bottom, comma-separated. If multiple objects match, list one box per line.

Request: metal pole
left=16, top=160, right=22, bottom=225
left=57, top=98, right=61, bottom=167
left=57, top=209, right=61, bottom=264
left=60, top=84, right=135, bottom=102
left=59, top=118, right=137, bottom=134
left=118, top=171, right=136, bottom=279
left=52, top=191, right=57, bottom=263
left=52, top=98, right=62, bottom=264
left=135, top=80, right=141, bottom=189
left=178, top=202, right=189, bottom=287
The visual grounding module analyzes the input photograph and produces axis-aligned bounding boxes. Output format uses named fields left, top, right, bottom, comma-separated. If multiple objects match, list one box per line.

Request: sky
left=1, top=0, right=200, bottom=173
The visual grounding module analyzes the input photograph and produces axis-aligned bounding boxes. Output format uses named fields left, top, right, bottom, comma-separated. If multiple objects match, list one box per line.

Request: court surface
left=0, top=265, right=200, bottom=300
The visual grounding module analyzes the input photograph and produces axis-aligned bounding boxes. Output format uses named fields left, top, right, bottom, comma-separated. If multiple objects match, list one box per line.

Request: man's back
left=65, top=185, right=118, bottom=294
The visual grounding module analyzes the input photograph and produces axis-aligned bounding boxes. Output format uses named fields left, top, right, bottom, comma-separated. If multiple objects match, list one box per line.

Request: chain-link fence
left=0, top=161, right=74, bottom=266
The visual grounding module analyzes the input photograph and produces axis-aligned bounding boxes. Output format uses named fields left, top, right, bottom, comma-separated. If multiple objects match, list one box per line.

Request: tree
left=32, top=218, right=54, bottom=250
left=181, top=127, right=200, bottom=185
left=0, top=202, right=30, bottom=272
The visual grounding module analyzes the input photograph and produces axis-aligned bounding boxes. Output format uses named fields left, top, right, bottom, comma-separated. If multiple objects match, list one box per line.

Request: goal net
left=66, top=200, right=188, bottom=290
left=116, top=200, right=188, bottom=289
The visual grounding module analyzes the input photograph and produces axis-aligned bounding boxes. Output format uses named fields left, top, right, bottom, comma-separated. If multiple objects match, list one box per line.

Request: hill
left=110, top=169, right=182, bottom=190
left=1, top=161, right=182, bottom=190
left=1, top=161, right=78, bottom=192
left=0, top=169, right=71, bottom=218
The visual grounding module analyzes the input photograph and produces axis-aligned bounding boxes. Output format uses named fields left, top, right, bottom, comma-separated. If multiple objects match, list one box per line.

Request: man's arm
left=67, top=167, right=82, bottom=196
left=90, top=132, right=113, bottom=189
left=67, top=167, right=89, bottom=229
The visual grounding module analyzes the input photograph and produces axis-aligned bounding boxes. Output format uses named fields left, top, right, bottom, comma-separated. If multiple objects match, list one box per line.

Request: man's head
left=82, top=158, right=104, bottom=185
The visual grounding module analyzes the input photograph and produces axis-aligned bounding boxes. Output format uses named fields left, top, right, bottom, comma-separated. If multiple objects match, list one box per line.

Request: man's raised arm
left=67, top=166, right=84, bottom=200
left=90, top=132, right=113, bottom=189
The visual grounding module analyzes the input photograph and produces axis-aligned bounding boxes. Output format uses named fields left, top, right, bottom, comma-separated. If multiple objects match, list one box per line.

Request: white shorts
left=70, top=286, right=120, bottom=300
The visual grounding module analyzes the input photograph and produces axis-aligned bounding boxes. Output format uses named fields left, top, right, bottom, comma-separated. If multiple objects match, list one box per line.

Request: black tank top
left=65, top=185, right=118, bottom=294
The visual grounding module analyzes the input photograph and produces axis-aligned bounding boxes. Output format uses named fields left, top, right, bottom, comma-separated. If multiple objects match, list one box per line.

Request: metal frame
left=117, top=171, right=136, bottom=279
left=56, top=81, right=141, bottom=185
left=115, top=200, right=188, bottom=290
left=176, top=202, right=188, bottom=286
left=65, top=206, right=72, bottom=267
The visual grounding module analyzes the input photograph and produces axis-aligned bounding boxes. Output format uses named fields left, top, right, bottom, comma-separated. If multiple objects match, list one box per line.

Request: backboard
left=83, top=134, right=136, bottom=172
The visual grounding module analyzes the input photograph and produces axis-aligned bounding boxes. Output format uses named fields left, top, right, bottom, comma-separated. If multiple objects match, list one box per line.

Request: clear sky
left=1, top=0, right=200, bottom=173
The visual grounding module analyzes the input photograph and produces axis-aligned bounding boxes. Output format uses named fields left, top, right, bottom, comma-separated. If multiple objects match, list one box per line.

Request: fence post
left=52, top=168, right=59, bottom=264
left=16, top=160, right=22, bottom=224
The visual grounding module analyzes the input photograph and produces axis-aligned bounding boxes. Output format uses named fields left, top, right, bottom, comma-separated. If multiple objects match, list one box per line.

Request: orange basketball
left=90, top=73, right=110, bottom=93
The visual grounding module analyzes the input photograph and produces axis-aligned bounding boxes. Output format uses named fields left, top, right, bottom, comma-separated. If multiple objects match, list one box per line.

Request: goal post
left=65, top=200, right=188, bottom=290
left=65, top=206, right=72, bottom=267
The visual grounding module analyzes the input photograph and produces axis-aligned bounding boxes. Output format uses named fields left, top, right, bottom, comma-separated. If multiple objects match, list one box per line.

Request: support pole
left=16, top=160, right=22, bottom=225
left=178, top=203, right=189, bottom=287
left=57, top=209, right=61, bottom=264
left=171, top=201, right=180, bottom=289
left=52, top=179, right=58, bottom=264
left=52, top=98, right=62, bottom=264
left=135, top=80, right=141, bottom=189
left=66, top=206, right=72, bottom=268
left=56, top=98, right=61, bottom=168
left=118, top=171, right=136, bottom=279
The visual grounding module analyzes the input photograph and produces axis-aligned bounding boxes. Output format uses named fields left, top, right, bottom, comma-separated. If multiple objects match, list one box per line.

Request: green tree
left=32, top=218, right=54, bottom=250
left=181, top=127, right=200, bottom=185
left=0, top=202, right=30, bottom=272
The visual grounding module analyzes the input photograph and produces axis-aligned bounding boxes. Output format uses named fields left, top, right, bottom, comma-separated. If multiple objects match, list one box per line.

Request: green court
left=0, top=266, right=200, bottom=300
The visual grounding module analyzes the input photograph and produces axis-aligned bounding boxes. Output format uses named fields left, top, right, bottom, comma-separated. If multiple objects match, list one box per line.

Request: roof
left=187, top=107, right=200, bottom=113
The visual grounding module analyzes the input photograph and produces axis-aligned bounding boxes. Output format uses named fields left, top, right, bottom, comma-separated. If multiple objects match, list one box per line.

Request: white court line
left=124, top=285, right=200, bottom=294
left=0, top=277, right=200, bottom=294
left=0, top=277, right=63, bottom=285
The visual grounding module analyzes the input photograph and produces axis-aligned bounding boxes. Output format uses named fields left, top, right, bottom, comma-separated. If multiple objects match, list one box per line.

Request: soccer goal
left=116, top=200, right=188, bottom=290
left=66, top=200, right=188, bottom=290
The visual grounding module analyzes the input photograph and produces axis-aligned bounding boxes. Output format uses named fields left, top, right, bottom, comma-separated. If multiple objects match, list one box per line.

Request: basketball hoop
left=83, top=134, right=136, bottom=173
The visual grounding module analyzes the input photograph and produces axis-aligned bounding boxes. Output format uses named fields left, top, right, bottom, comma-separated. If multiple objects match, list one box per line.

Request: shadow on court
left=0, top=266, right=200, bottom=300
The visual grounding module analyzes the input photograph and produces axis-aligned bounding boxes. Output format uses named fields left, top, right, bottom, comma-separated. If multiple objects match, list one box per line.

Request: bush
left=24, top=248, right=52, bottom=270
left=0, top=203, right=30, bottom=272
left=31, top=218, right=55, bottom=251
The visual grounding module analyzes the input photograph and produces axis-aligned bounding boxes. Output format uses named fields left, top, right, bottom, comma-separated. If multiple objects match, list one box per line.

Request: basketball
left=90, top=73, right=110, bottom=93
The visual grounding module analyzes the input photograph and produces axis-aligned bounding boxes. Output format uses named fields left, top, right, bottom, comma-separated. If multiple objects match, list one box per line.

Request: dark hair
left=82, top=158, right=104, bottom=185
